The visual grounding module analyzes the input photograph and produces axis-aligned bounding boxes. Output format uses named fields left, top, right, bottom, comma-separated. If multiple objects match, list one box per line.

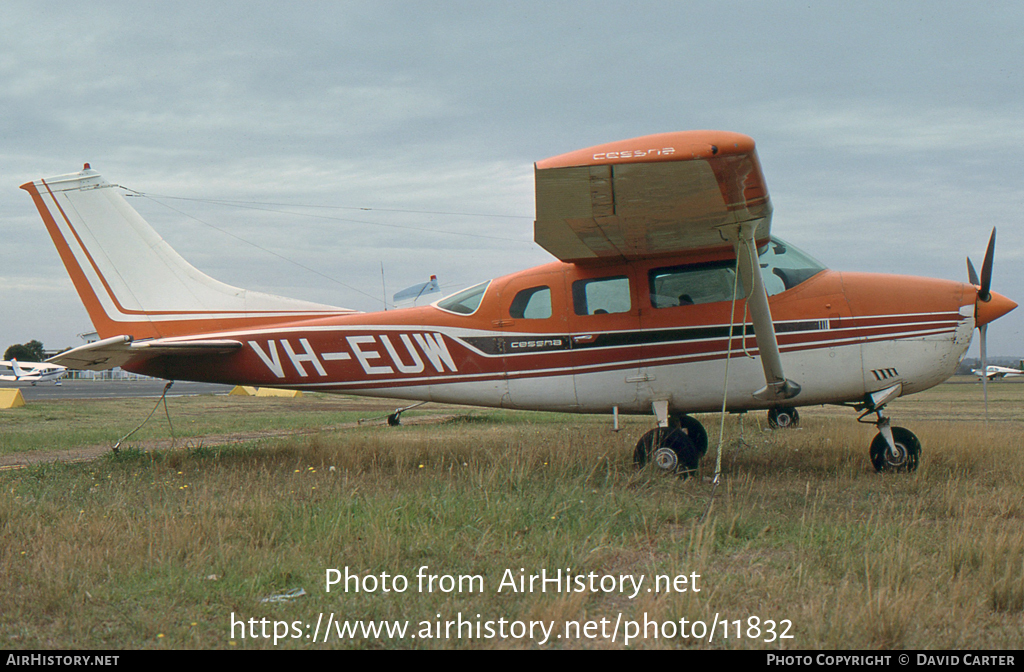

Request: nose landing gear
left=867, top=415, right=920, bottom=473
left=852, top=383, right=919, bottom=473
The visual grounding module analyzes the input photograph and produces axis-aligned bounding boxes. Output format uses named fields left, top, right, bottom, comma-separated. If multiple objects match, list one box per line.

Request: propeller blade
left=967, top=257, right=979, bottom=286
left=979, top=227, right=996, bottom=302
left=981, top=323, right=989, bottom=422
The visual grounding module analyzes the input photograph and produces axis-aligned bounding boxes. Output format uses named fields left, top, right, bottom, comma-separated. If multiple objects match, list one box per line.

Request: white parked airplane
left=0, top=359, right=67, bottom=385
left=971, top=364, right=1024, bottom=380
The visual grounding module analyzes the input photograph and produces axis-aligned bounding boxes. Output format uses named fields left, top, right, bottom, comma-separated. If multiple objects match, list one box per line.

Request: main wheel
left=670, top=413, right=708, bottom=458
left=768, top=407, right=800, bottom=429
left=869, top=426, right=920, bottom=473
left=634, top=427, right=700, bottom=475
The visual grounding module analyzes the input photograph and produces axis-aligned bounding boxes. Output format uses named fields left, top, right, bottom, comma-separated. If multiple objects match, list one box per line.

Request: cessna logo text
left=593, top=147, right=675, bottom=161
left=510, top=339, right=563, bottom=349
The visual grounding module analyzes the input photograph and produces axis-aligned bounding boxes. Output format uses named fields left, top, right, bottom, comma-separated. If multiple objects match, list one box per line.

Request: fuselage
left=124, top=240, right=987, bottom=415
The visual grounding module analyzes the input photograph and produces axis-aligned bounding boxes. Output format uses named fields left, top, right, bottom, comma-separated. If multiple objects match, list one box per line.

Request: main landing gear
left=634, top=413, right=709, bottom=476
left=767, top=407, right=799, bottom=429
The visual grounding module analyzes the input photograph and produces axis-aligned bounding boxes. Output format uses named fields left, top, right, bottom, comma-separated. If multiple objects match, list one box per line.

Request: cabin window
left=649, top=261, right=737, bottom=308
left=572, top=276, right=631, bottom=315
left=436, top=280, right=490, bottom=315
left=509, top=286, right=552, bottom=319
left=649, top=237, right=828, bottom=308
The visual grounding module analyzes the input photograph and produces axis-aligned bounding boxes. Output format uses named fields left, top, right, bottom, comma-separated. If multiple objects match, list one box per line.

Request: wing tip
left=536, top=130, right=756, bottom=170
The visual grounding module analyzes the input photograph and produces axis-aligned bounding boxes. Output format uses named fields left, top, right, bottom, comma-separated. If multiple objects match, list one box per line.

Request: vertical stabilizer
left=22, top=167, right=354, bottom=339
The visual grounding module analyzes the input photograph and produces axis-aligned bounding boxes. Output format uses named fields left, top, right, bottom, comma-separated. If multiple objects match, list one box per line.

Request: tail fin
left=10, top=359, right=27, bottom=378
left=21, top=167, right=354, bottom=340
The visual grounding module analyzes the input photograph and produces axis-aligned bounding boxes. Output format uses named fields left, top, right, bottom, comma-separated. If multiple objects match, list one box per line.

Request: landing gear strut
left=633, top=413, right=708, bottom=476
left=767, top=407, right=799, bottom=429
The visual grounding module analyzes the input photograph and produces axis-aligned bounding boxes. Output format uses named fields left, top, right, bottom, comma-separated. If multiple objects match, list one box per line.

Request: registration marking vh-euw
left=248, top=333, right=458, bottom=378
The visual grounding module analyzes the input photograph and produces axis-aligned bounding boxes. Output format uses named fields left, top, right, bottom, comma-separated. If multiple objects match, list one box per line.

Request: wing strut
left=725, top=221, right=801, bottom=401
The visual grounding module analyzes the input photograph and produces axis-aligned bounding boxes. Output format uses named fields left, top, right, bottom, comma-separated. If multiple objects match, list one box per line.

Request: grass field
left=1, top=379, right=1023, bottom=649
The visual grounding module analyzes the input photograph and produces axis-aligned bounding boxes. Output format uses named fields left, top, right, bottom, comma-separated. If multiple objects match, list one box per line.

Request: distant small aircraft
left=971, top=364, right=1024, bottom=380
left=21, top=131, right=1017, bottom=474
left=0, top=359, right=67, bottom=385
left=393, top=275, right=440, bottom=304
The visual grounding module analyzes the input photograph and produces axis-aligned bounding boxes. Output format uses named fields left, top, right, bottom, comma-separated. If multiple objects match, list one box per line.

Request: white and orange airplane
left=21, top=131, right=1016, bottom=474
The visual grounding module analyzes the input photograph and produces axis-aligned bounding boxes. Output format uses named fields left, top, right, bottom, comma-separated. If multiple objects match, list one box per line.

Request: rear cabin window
left=572, top=276, right=631, bottom=315
left=509, top=286, right=552, bottom=319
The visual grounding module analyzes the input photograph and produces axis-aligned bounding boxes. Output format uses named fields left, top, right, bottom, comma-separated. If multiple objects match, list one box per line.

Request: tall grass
left=2, top=384, right=1024, bottom=648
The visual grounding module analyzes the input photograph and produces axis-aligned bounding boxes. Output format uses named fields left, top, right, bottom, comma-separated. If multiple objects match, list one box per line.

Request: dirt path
left=0, top=413, right=459, bottom=471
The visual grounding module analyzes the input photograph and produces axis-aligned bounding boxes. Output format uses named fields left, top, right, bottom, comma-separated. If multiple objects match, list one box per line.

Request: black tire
left=670, top=413, right=708, bottom=457
left=387, top=412, right=402, bottom=426
left=869, top=426, right=920, bottom=473
left=634, top=427, right=700, bottom=475
left=768, top=407, right=800, bottom=429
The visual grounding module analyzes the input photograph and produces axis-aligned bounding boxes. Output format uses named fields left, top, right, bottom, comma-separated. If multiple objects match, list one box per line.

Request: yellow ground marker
left=229, top=386, right=257, bottom=396
left=0, top=389, right=26, bottom=409
left=255, top=388, right=303, bottom=398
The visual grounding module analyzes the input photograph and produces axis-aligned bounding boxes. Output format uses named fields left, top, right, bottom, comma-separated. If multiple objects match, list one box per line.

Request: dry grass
left=1, top=383, right=1024, bottom=649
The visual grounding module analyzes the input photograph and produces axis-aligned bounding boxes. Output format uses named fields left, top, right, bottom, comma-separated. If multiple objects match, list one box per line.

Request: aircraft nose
left=976, top=290, right=1017, bottom=327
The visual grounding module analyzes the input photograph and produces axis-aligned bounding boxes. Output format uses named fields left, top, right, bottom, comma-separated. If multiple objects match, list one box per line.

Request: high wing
left=534, top=130, right=770, bottom=262
left=534, top=130, right=797, bottom=401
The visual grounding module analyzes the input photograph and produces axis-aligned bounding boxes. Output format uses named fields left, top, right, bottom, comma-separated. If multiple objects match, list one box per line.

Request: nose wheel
left=869, top=425, right=920, bottom=473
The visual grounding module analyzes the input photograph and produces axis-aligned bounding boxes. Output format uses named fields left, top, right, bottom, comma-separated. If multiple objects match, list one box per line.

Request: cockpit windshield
left=757, top=237, right=827, bottom=296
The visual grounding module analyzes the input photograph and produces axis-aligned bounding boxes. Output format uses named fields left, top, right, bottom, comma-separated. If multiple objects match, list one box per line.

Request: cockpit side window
left=649, top=237, right=827, bottom=308
left=572, top=276, right=631, bottom=315
left=649, top=261, right=737, bottom=308
left=509, top=286, right=552, bottom=319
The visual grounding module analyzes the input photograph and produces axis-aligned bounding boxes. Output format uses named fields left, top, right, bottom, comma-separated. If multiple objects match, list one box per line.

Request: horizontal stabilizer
left=50, top=335, right=242, bottom=371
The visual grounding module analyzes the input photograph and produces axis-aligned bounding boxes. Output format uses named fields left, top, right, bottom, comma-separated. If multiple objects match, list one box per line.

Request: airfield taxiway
left=0, top=379, right=233, bottom=401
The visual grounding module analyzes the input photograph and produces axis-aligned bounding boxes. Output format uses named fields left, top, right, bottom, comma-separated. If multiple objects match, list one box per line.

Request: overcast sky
left=2, top=1, right=1022, bottom=357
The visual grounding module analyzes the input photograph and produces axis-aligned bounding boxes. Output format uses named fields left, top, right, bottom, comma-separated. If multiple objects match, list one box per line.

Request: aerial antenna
left=380, top=262, right=387, bottom=311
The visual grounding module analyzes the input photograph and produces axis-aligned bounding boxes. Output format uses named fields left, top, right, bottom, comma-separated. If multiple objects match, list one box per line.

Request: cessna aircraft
left=972, top=364, right=1024, bottom=380
left=21, top=131, right=1016, bottom=474
left=0, top=359, right=67, bottom=385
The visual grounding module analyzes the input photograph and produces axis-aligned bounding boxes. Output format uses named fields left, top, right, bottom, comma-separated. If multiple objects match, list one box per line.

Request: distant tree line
left=3, top=340, right=46, bottom=362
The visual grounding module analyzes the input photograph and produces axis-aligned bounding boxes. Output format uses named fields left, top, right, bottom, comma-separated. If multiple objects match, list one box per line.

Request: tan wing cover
left=534, top=131, right=771, bottom=262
